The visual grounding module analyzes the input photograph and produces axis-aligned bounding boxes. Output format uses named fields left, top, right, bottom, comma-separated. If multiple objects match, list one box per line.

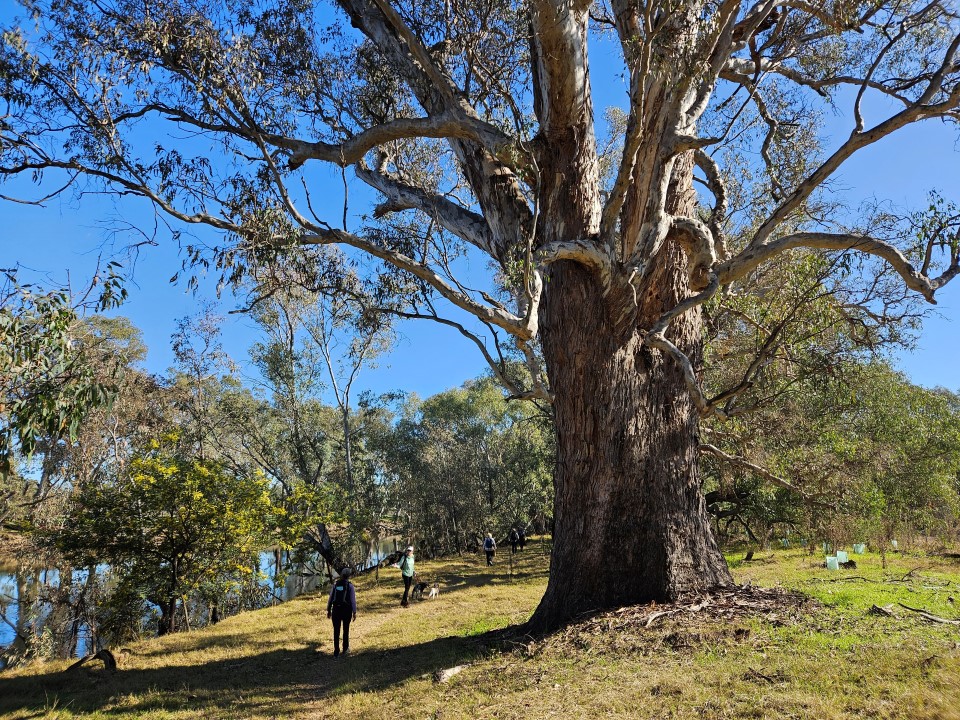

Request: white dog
left=427, top=581, right=440, bottom=599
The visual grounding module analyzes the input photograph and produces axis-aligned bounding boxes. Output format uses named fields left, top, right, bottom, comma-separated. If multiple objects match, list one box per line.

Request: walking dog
left=411, top=579, right=440, bottom=600
left=411, top=580, right=428, bottom=600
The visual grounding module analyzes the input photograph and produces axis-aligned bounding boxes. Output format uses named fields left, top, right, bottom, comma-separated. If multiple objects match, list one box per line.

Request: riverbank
left=1, top=545, right=958, bottom=719
left=0, top=532, right=33, bottom=569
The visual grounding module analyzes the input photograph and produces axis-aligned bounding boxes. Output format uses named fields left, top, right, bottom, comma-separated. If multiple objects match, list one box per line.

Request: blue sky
left=2, top=5, right=958, bottom=401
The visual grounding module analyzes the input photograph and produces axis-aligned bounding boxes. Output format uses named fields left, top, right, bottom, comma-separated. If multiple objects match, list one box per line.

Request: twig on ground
left=897, top=603, right=960, bottom=625
left=829, top=576, right=871, bottom=583
left=901, top=567, right=924, bottom=581
left=746, top=667, right=777, bottom=684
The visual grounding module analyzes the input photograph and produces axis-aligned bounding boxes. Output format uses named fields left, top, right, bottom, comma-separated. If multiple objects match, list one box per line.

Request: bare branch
left=298, top=228, right=533, bottom=339
left=384, top=308, right=552, bottom=403
left=693, top=149, right=729, bottom=260
left=335, top=0, right=535, bottom=248
left=644, top=276, right=722, bottom=418
left=354, top=163, right=496, bottom=256
left=283, top=114, right=516, bottom=170
left=746, top=83, right=960, bottom=251
left=719, top=231, right=958, bottom=303
left=699, top=443, right=811, bottom=497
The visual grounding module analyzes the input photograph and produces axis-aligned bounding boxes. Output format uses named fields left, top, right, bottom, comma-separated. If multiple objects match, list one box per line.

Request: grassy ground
left=1, top=542, right=958, bottom=719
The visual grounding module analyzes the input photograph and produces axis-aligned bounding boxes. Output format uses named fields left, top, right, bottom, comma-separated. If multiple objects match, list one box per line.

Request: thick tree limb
left=600, top=0, right=654, bottom=245
left=670, top=216, right=718, bottom=291
left=354, top=164, right=496, bottom=256
left=738, top=76, right=960, bottom=253
left=699, top=444, right=809, bottom=496
left=644, top=276, right=721, bottom=418
left=336, top=0, right=535, bottom=265
left=718, top=232, right=957, bottom=303
left=283, top=114, right=516, bottom=169
left=535, top=239, right=614, bottom=290
left=528, top=0, right=593, bottom=137
left=693, top=149, right=729, bottom=260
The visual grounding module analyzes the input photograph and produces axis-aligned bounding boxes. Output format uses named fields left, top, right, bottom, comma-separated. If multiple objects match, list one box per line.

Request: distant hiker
left=517, top=527, right=526, bottom=551
left=508, top=527, right=519, bottom=554
left=326, top=567, right=357, bottom=658
left=483, top=533, right=496, bottom=565
left=395, top=546, right=415, bottom=607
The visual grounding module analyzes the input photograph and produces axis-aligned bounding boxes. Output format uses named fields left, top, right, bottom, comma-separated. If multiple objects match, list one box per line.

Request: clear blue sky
left=2, top=6, right=958, bottom=400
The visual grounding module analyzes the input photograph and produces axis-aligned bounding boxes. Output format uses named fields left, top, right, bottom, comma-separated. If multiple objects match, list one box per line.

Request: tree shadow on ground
left=0, top=630, right=493, bottom=718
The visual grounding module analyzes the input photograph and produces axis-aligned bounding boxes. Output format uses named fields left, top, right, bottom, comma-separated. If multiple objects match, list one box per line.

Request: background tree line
left=0, top=278, right=553, bottom=662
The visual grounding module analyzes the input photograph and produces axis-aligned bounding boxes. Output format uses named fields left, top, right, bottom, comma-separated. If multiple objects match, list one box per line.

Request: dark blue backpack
left=331, top=580, right=351, bottom=608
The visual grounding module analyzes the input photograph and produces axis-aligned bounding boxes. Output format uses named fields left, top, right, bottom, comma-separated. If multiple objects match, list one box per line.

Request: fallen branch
left=645, top=610, right=680, bottom=628
left=901, top=567, right=924, bottom=581
left=434, top=664, right=468, bottom=683
left=746, top=667, right=777, bottom=684
left=897, top=603, right=960, bottom=625
left=830, top=576, right=871, bottom=583
left=67, top=648, right=117, bottom=672
left=869, top=604, right=896, bottom=617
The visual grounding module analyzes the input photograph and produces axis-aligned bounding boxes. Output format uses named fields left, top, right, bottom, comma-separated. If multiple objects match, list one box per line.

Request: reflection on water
left=0, top=536, right=400, bottom=667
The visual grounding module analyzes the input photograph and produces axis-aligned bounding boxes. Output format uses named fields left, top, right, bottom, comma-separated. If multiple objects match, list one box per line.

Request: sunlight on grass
left=1, top=545, right=959, bottom=719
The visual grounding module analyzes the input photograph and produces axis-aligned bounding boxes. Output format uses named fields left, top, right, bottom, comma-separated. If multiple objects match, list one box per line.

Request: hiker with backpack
left=508, top=527, right=519, bottom=554
left=326, top=567, right=357, bottom=657
left=483, top=533, right=496, bottom=565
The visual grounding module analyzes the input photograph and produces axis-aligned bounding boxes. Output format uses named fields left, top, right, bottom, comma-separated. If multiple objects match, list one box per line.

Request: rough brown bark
left=530, top=258, right=733, bottom=630
left=528, top=157, right=733, bottom=632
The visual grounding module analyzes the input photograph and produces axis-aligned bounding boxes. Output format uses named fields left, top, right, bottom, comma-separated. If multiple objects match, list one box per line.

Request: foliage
left=388, top=376, right=553, bottom=553
left=0, top=273, right=122, bottom=478
left=703, top=360, right=960, bottom=550
left=44, top=435, right=274, bottom=633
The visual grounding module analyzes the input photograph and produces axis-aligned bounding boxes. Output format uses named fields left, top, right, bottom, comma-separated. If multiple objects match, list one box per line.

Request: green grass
left=1, top=544, right=959, bottom=719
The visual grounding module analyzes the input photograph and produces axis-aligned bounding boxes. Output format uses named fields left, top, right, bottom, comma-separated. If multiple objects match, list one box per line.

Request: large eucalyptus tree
left=2, top=0, right=959, bottom=630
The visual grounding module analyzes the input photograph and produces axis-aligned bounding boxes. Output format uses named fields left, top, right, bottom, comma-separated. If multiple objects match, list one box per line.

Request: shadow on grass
left=0, top=631, right=490, bottom=718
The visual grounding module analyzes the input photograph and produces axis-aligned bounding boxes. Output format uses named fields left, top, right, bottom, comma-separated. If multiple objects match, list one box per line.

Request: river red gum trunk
left=529, top=240, right=733, bottom=632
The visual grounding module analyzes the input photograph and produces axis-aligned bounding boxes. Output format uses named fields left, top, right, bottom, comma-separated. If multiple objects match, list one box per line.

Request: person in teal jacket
left=396, top=546, right=415, bottom=607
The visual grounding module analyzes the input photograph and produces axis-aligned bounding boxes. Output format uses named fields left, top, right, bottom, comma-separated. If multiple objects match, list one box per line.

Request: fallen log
left=67, top=648, right=117, bottom=672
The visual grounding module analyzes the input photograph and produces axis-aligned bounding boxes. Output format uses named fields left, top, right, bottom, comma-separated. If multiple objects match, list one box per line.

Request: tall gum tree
left=1, top=0, right=959, bottom=631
